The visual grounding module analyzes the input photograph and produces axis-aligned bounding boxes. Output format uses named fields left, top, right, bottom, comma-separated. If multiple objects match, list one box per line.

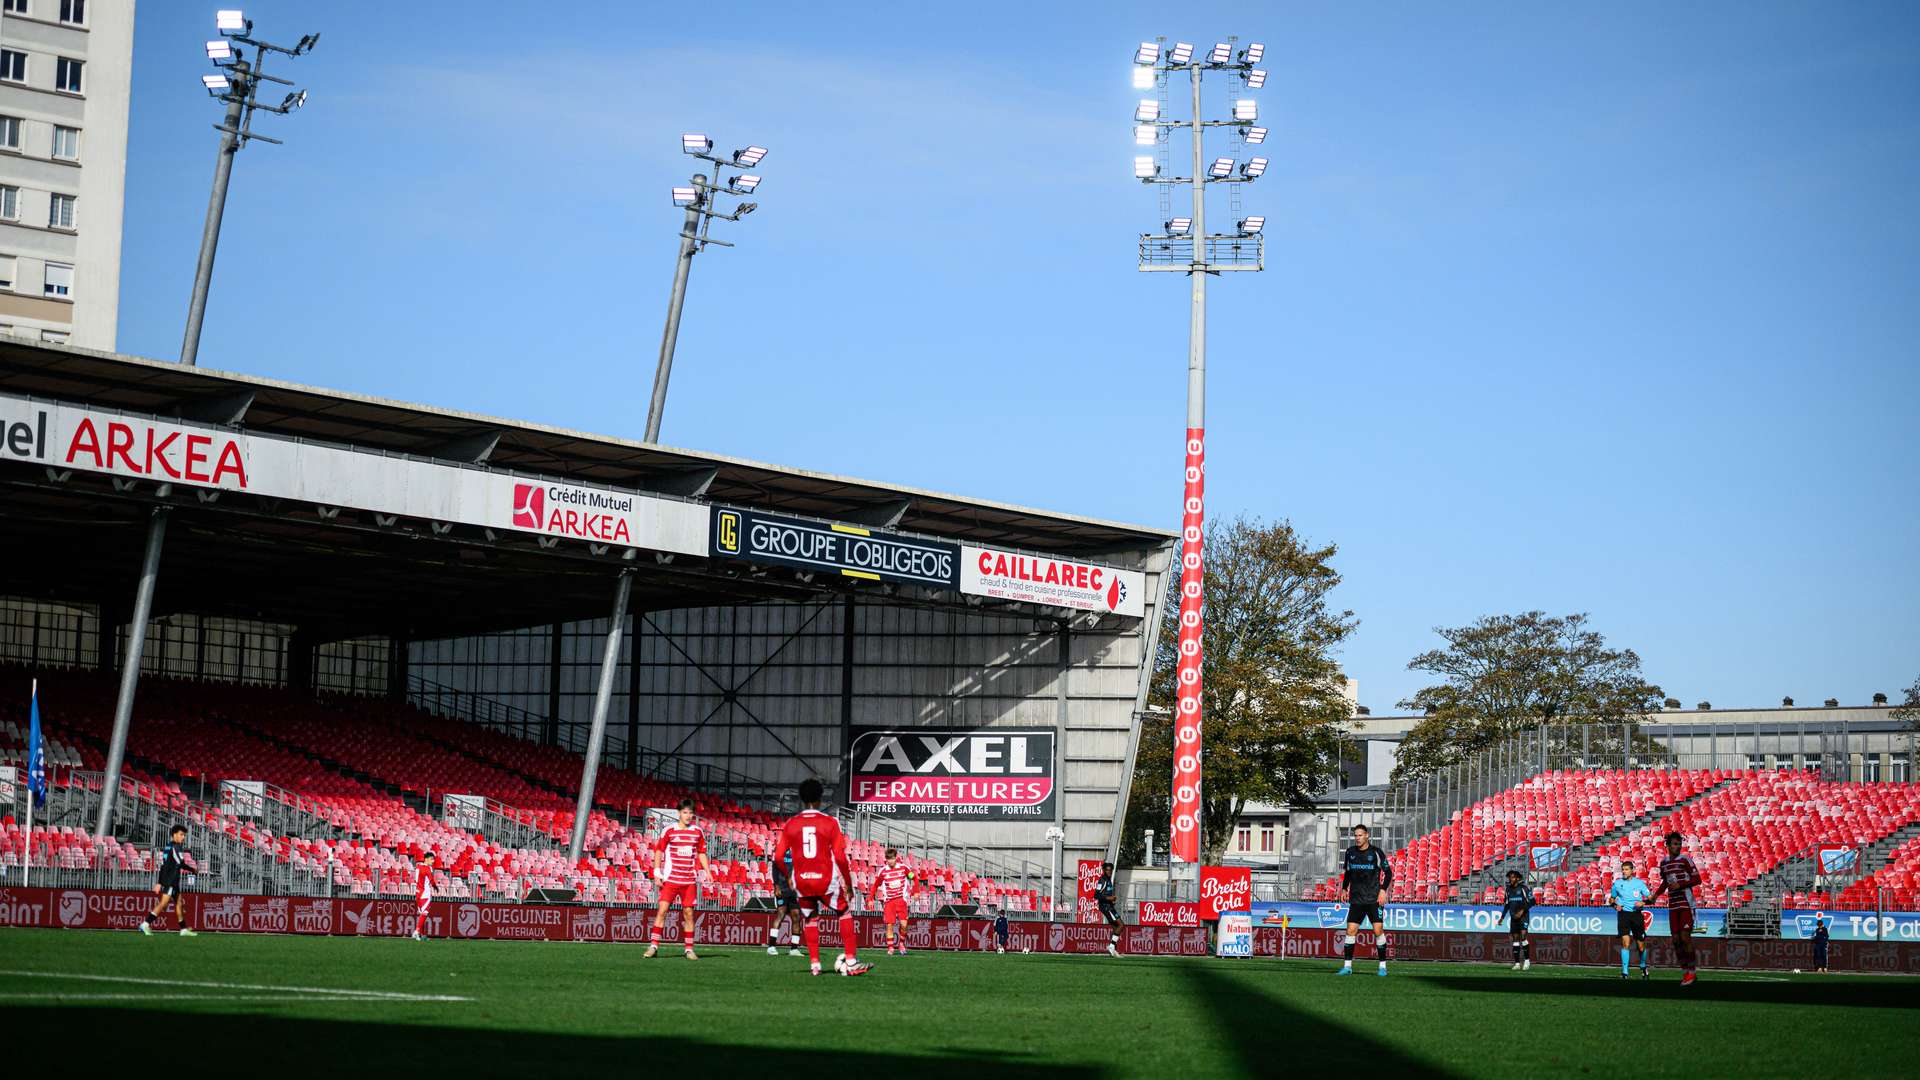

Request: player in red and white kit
left=411, top=851, right=436, bottom=941
left=646, top=799, right=709, bottom=960
left=1649, top=830, right=1704, bottom=986
left=774, top=778, right=871, bottom=977
left=874, top=848, right=916, bottom=956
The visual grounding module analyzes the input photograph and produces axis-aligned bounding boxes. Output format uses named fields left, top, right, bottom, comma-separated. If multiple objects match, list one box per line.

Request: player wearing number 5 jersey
left=775, top=778, right=871, bottom=977
left=646, top=798, right=709, bottom=960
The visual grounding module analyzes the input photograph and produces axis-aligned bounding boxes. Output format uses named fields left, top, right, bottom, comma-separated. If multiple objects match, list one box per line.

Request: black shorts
left=1617, top=911, right=1647, bottom=941
left=1508, top=915, right=1530, bottom=936
left=156, top=879, right=181, bottom=900
left=775, top=886, right=799, bottom=907
left=1097, top=901, right=1119, bottom=923
left=1347, top=902, right=1385, bottom=927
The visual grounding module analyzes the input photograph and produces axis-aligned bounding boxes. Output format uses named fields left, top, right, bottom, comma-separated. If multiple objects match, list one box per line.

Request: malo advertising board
left=847, top=727, right=1055, bottom=819
left=0, top=395, right=709, bottom=557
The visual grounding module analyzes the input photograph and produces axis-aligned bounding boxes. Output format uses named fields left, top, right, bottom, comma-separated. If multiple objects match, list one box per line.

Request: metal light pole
left=95, top=10, right=319, bottom=839
left=1132, top=38, right=1268, bottom=876
left=643, top=135, right=768, bottom=442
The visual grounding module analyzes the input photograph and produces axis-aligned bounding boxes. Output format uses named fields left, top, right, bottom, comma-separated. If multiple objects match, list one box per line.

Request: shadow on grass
left=8, top=1007, right=1101, bottom=1079
left=1421, top=974, right=1920, bottom=1009
left=1181, top=963, right=1459, bottom=1079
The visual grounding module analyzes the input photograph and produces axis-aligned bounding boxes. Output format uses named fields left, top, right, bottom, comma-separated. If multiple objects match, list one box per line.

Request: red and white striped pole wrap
left=1169, top=426, right=1205, bottom=864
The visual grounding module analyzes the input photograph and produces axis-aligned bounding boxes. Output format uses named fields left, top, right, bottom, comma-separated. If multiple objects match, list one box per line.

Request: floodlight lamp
left=1168, top=42, right=1194, bottom=64
left=1134, top=42, right=1159, bottom=65
left=1242, top=156, right=1269, bottom=178
left=1208, top=43, right=1231, bottom=65
left=1135, top=100, right=1159, bottom=122
left=736, top=202, right=758, bottom=216
left=1239, top=215, right=1265, bottom=235
left=202, top=74, right=230, bottom=92
left=1166, top=217, right=1192, bottom=234
left=1134, top=124, right=1157, bottom=146
left=681, top=133, right=712, bottom=155
left=1233, top=100, right=1258, bottom=122
left=1133, top=156, right=1159, bottom=179
left=282, top=90, right=307, bottom=110
left=733, top=145, right=768, bottom=166
left=730, top=174, right=761, bottom=193
left=1132, top=66, right=1155, bottom=90
left=215, top=9, right=245, bottom=32
left=1208, top=157, right=1234, bottom=178
left=671, top=187, right=699, bottom=206
left=296, top=33, right=321, bottom=54
left=1245, top=126, right=1268, bottom=144
left=1243, top=43, right=1265, bottom=65
left=1246, top=69, right=1267, bottom=89
left=205, top=40, right=233, bottom=61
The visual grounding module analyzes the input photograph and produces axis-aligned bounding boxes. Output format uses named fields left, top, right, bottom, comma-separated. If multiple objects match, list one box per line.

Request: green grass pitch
left=3, top=929, right=1916, bottom=1078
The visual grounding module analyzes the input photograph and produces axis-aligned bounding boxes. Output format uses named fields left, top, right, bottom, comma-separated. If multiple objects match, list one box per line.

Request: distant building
left=0, top=0, right=134, bottom=349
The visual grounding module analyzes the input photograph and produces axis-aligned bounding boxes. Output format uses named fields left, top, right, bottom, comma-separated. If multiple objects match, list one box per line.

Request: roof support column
left=545, top=622, right=563, bottom=748
left=838, top=595, right=856, bottom=808
left=96, top=507, right=168, bottom=839
left=568, top=570, right=633, bottom=864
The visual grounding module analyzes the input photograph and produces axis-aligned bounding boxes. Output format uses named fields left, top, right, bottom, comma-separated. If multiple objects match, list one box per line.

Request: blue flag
left=26, top=681, right=47, bottom=808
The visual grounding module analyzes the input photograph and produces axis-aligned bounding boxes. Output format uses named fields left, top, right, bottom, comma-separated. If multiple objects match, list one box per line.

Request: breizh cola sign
left=847, top=727, right=1055, bottom=819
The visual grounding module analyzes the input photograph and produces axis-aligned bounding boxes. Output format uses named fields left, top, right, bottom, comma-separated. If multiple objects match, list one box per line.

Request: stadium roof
left=0, top=340, right=1172, bottom=641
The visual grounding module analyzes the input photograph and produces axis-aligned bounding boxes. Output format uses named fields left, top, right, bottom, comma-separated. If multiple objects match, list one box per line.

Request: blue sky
left=118, top=3, right=1919, bottom=713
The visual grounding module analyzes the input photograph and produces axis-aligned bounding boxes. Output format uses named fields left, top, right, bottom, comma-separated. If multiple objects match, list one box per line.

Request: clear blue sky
left=118, top=3, right=1919, bottom=713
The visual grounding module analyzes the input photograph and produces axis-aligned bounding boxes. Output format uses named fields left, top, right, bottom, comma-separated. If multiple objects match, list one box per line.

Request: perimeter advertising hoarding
left=1217, top=911, right=1254, bottom=957
left=1077, top=859, right=1104, bottom=923
left=0, top=395, right=709, bottom=557
left=958, top=546, right=1147, bottom=618
left=846, top=726, right=1055, bottom=819
left=1199, top=865, right=1252, bottom=920
left=1781, top=909, right=1920, bottom=941
left=1251, top=901, right=1728, bottom=938
left=710, top=506, right=958, bottom=588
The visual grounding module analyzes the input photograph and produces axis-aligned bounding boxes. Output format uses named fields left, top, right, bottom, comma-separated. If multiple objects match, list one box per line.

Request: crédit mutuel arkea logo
left=511, top=483, right=545, bottom=529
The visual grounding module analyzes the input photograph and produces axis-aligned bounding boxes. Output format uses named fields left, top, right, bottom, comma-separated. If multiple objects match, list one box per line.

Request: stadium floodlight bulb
left=1166, top=217, right=1192, bottom=234
left=1208, top=43, right=1232, bottom=65
left=1242, top=156, right=1269, bottom=178
left=1233, top=100, right=1258, bottom=122
left=1134, top=156, right=1159, bottom=179
left=205, top=39, right=233, bottom=61
left=1134, top=42, right=1159, bottom=65
left=1243, top=43, right=1265, bottom=65
left=1132, top=66, right=1155, bottom=89
left=1135, top=100, right=1159, bottom=122
left=681, top=133, right=712, bottom=155
left=730, top=174, right=761, bottom=193
left=1208, top=157, right=1234, bottom=178
left=1244, top=126, right=1268, bottom=145
left=1134, top=124, right=1158, bottom=146
left=734, top=145, right=768, bottom=166
left=1239, top=215, right=1265, bottom=235
left=202, top=74, right=230, bottom=91
left=282, top=90, right=307, bottom=110
left=671, top=186, right=698, bottom=206
left=1246, top=69, right=1267, bottom=89
left=216, top=9, right=245, bottom=32
left=1168, top=42, right=1194, bottom=65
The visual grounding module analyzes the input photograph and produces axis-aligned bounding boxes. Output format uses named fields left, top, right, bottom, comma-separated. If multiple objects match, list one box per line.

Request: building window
left=0, top=116, right=18, bottom=150
left=52, top=126, right=78, bottom=160
left=58, top=0, right=83, bottom=25
left=55, top=57, right=81, bottom=94
left=1235, top=826, right=1250, bottom=853
left=48, top=193, right=75, bottom=229
left=0, top=2, right=23, bottom=17
left=40, top=329, right=66, bottom=343
left=43, top=261, right=71, bottom=298
left=1259, top=824, right=1275, bottom=853
left=0, top=50, right=24, bottom=84
left=1893, top=754, right=1912, bottom=784
left=0, top=186, right=17, bottom=220
left=0, top=255, right=13, bottom=288
left=1861, top=756, right=1881, bottom=783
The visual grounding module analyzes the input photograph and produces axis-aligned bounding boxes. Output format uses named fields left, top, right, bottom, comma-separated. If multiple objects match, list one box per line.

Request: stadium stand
left=0, top=666, right=1044, bottom=914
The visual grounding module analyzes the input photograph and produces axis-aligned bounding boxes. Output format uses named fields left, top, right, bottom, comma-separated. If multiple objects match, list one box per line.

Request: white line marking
left=0, top=970, right=470, bottom=1002
left=0, top=993, right=434, bottom=1002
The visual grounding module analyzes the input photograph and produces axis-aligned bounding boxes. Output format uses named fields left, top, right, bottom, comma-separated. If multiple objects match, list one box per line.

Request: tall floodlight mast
left=1132, top=37, right=1266, bottom=879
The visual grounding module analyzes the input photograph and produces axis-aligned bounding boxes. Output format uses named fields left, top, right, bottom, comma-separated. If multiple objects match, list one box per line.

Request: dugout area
left=0, top=339, right=1173, bottom=881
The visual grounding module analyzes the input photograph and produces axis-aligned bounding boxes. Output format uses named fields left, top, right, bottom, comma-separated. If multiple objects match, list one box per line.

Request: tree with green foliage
left=1391, top=611, right=1664, bottom=781
left=1120, top=517, right=1357, bottom=866
left=1893, top=675, right=1920, bottom=730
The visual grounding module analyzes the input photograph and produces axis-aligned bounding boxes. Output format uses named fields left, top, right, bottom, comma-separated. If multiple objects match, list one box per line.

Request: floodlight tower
left=181, top=9, right=319, bottom=367
left=1131, top=37, right=1267, bottom=878
left=644, top=135, right=768, bottom=443
left=95, top=9, right=318, bottom=841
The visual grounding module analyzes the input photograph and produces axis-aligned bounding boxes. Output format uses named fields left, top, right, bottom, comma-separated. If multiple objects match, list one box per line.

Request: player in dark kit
left=1649, top=831, right=1704, bottom=986
left=1337, top=824, right=1392, bottom=976
left=139, top=825, right=198, bottom=937
left=766, top=847, right=804, bottom=957
left=1500, top=869, right=1535, bottom=971
left=1095, top=862, right=1123, bottom=957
